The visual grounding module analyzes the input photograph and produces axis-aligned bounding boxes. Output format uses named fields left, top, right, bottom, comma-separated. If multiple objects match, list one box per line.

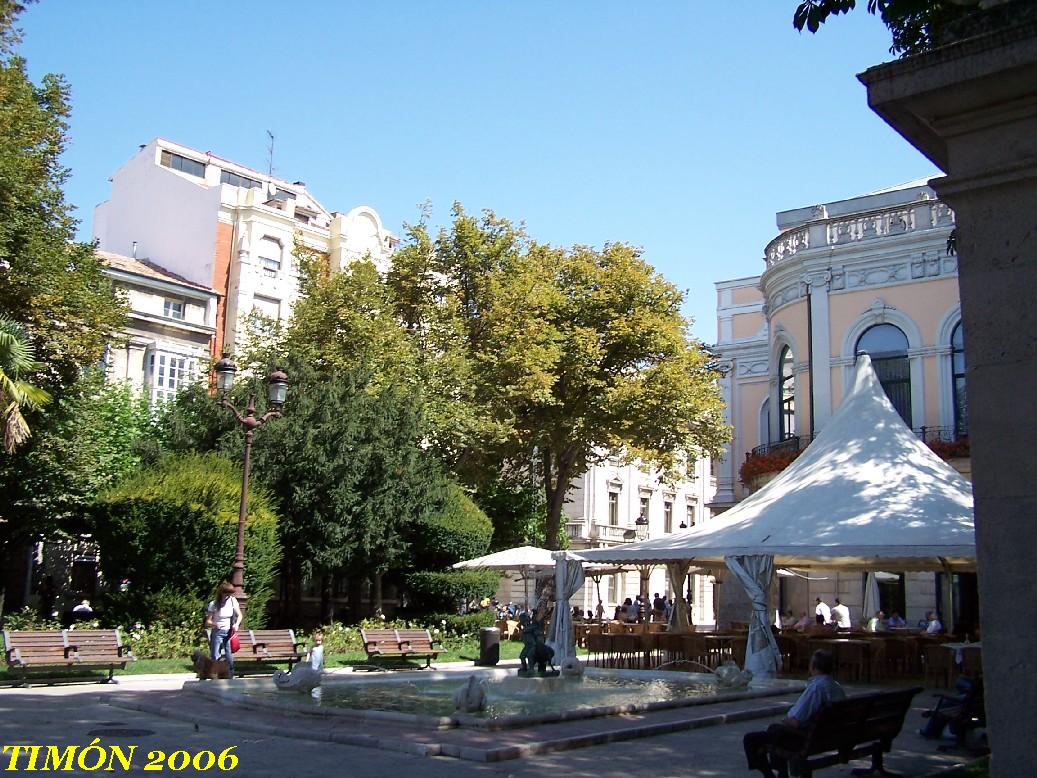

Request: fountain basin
left=184, top=667, right=804, bottom=731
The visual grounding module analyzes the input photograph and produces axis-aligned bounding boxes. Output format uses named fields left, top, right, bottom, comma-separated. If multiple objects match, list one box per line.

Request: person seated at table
left=923, top=611, right=944, bottom=634
left=887, top=610, right=906, bottom=627
left=613, top=604, right=624, bottom=621
left=867, top=610, right=888, bottom=632
left=651, top=592, right=665, bottom=621
left=743, top=650, right=846, bottom=778
left=779, top=610, right=797, bottom=629
left=793, top=611, right=813, bottom=631
left=623, top=597, right=638, bottom=623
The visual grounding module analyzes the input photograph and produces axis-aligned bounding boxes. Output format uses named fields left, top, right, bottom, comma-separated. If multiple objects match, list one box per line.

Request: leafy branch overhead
left=793, top=0, right=981, bottom=56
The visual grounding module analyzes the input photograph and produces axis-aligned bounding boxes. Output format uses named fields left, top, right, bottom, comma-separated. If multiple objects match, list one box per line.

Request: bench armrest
left=293, top=642, right=306, bottom=654
left=398, top=640, right=412, bottom=652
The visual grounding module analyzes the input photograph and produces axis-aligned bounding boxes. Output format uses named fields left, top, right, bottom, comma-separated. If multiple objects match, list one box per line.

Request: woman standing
left=205, top=582, right=242, bottom=678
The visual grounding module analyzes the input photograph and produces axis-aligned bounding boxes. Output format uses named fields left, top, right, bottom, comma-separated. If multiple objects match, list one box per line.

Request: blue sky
left=20, top=1, right=937, bottom=341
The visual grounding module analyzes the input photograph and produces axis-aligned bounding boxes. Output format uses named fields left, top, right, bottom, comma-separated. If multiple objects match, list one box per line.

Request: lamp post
left=213, top=353, right=288, bottom=621
left=633, top=511, right=651, bottom=620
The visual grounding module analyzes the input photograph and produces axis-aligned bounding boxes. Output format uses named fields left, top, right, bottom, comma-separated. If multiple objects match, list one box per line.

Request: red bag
left=229, top=630, right=241, bottom=653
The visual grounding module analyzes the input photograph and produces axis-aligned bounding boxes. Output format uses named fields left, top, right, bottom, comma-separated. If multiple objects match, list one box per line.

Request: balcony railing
left=747, top=426, right=967, bottom=462
left=592, top=523, right=637, bottom=544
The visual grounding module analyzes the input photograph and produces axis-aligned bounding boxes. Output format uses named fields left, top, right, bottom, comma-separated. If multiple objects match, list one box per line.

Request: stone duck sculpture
left=273, top=663, right=322, bottom=693
left=453, top=674, right=487, bottom=713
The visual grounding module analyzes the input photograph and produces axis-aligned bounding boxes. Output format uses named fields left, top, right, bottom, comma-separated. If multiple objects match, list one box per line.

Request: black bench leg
left=101, top=666, right=119, bottom=684
left=850, top=747, right=902, bottom=778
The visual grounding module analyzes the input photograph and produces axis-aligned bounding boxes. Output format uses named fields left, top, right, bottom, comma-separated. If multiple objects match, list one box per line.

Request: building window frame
left=779, top=345, right=796, bottom=440
left=856, top=323, right=912, bottom=427
left=159, top=149, right=205, bottom=178
left=951, top=321, right=967, bottom=439
left=146, top=350, right=197, bottom=405
left=607, top=491, right=619, bottom=526
left=163, top=298, right=185, bottom=320
left=219, top=169, right=262, bottom=189
left=663, top=500, right=673, bottom=534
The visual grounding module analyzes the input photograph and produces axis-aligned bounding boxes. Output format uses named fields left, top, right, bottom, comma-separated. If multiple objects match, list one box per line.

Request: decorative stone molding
left=737, top=360, right=770, bottom=378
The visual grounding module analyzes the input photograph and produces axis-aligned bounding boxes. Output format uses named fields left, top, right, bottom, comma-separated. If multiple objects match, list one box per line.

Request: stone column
left=860, top=23, right=1037, bottom=777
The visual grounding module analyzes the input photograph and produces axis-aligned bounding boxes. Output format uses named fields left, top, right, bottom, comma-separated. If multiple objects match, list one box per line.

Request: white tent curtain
left=666, top=561, right=692, bottom=632
left=547, top=552, right=585, bottom=663
left=724, top=555, right=781, bottom=678
left=863, top=572, right=881, bottom=626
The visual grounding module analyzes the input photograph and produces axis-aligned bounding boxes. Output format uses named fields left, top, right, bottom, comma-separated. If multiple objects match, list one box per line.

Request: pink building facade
left=713, top=181, right=974, bottom=631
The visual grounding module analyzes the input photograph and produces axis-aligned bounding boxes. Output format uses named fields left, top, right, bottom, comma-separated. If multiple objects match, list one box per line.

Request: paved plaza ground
left=0, top=663, right=982, bottom=777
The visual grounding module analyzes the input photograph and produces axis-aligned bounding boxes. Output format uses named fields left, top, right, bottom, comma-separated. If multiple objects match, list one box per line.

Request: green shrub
left=92, top=453, right=282, bottom=627
left=0, top=606, right=62, bottom=631
left=99, top=588, right=205, bottom=631
left=425, top=610, right=496, bottom=638
left=404, top=569, right=500, bottom=613
left=124, top=622, right=204, bottom=660
left=405, top=482, right=493, bottom=570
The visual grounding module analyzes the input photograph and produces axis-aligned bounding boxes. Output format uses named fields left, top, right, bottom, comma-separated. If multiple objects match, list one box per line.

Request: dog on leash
left=191, top=650, right=230, bottom=680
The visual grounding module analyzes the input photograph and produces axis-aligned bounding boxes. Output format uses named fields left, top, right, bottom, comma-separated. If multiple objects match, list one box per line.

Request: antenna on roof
left=266, top=130, right=275, bottom=177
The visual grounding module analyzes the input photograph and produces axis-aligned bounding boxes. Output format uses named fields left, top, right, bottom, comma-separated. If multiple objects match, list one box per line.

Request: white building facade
left=94, top=138, right=397, bottom=359
left=562, top=455, right=719, bottom=625
left=100, top=251, right=217, bottom=403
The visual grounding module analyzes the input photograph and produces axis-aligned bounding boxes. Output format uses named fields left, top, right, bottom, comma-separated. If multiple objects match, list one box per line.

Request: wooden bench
left=4, top=628, right=134, bottom=685
left=240, top=629, right=305, bottom=671
left=766, top=686, right=922, bottom=777
left=361, top=628, right=441, bottom=669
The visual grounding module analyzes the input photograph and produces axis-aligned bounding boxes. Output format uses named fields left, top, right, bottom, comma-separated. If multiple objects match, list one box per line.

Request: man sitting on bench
left=743, top=649, right=846, bottom=778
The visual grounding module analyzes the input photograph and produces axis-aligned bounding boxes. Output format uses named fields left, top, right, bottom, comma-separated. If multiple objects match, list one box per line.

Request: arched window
left=951, top=322, right=967, bottom=438
left=779, top=346, right=795, bottom=439
left=856, top=324, right=911, bottom=426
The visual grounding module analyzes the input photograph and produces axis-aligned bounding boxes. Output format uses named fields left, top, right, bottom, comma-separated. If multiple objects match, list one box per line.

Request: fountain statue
left=712, top=660, right=753, bottom=689
left=453, top=674, right=488, bottom=713
left=517, top=589, right=558, bottom=677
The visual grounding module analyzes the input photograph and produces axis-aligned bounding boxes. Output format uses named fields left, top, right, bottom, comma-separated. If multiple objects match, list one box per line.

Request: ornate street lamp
left=634, top=511, right=650, bottom=541
left=214, top=353, right=288, bottom=620
left=633, top=511, right=651, bottom=618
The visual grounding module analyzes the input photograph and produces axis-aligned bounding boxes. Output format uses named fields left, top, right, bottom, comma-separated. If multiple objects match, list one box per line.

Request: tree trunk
left=348, top=575, right=363, bottom=624
left=542, top=447, right=577, bottom=550
left=372, top=572, right=383, bottom=617
left=320, top=573, right=333, bottom=624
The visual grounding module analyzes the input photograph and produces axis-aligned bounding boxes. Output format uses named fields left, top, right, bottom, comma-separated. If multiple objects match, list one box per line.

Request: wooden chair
left=922, top=643, right=955, bottom=688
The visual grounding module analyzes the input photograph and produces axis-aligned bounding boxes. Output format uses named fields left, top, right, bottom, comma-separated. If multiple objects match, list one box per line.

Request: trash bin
left=477, top=627, right=500, bottom=666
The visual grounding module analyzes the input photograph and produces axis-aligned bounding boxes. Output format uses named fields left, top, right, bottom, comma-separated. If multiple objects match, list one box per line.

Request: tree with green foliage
left=0, top=375, right=155, bottom=612
left=389, top=204, right=729, bottom=550
left=793, top=0, right=981, bottom=56
left=0, top=317, right=50, bottom=452
left=91, top=452, right=282, bottom=627
left=0, top=1, right=127, bottom=610
left=231, top=355, right=439, bottom=623
left=0, top=1, right=125, bottom=392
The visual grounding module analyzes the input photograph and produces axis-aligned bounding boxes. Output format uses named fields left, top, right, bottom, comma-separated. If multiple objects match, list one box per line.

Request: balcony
left=742, top=426, right=969, bottom=488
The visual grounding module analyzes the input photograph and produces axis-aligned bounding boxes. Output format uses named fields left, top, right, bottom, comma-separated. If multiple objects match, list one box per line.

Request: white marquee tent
left=574, top=355, right=975, bottom=676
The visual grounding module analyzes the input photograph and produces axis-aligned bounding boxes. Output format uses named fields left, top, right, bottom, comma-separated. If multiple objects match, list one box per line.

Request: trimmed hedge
left=405, top=481, right=493, bottom=570
left=92, top=453, right=282, bottom=627
left=404, top=569, right=501, bottom=613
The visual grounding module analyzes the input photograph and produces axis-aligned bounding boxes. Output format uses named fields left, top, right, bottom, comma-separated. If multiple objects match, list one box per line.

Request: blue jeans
left=209, top=628, right=234, bottom=678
